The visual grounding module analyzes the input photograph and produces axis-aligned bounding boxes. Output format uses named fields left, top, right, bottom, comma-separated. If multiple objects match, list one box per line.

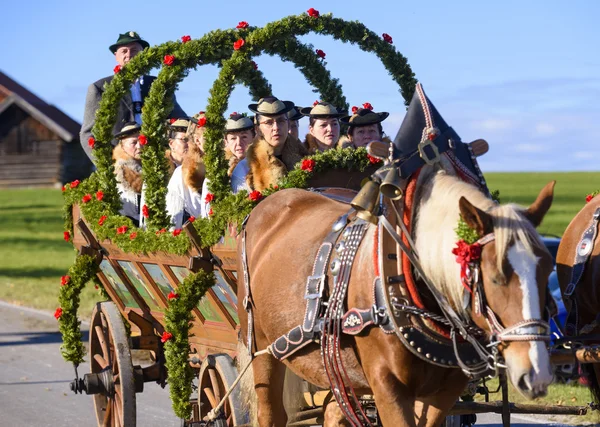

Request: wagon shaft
left=551, top=345, right=600, bottom=364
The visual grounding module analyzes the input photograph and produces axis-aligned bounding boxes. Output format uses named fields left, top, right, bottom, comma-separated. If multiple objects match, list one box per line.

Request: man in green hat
left=80, top=31, right=187, bottom=162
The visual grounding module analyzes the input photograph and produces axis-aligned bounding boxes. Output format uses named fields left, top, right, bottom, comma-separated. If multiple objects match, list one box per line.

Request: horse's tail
left=236, top=340, right=258, bottom=427
left=581, top=363, right=600, bottom=404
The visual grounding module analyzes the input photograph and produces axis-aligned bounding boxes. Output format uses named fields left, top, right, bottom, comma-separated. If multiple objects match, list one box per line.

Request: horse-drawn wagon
left=57, top=10, right=600, bottom=427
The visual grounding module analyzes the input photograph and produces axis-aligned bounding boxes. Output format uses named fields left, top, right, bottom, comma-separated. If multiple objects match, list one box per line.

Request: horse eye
left=491, top=274, right=504, bottom=286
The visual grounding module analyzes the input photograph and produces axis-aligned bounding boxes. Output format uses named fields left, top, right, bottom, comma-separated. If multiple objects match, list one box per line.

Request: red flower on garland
left=167, top=291, right=179, bottom=300
left=236, top=21, right=249, bottom=29
left=181, top=35, right=191, bottom=43
left=160, top=331, right=173, bottom=343
left=188, top=216, right=196, bottom=223
left=316, top=49, right=326, bottom=59
left=62, top=185, right=66, bottom=192
left=54, top=307, right=63, bottom=320
left=173, top=229, right=182, bottom=237
left=98, top=215, right=107, bottom=226
left=114, top=65, right=121, bottom=74
left=82, top=194, right=92, bottom=203
left=116, top=225, right=128, bottom=235
left=362, top=102, right=373, bottom=111
left=63, top=231, right=71, bottom=242
left=382, top=33, right=393, bottom=44
left=351, top=106, right=358, bottom=114
left=129, top=232, right=137, bottom=240
left=164, top=55, right=175, bottom=66
left=367, top=154, right=382, bottom=164
left=138, top=134, right=148, bottom=146
left=233, top=39, right=245, bottom=50
left=142, top=204, right=149, bottom=218
left=208, top=208, right=214, bottom=216
left=197, top=117, right=207, bottom=127
left=205, top=193, right=214, bottom=203
left=95, top=190, right=104, bottom=201
left=88, top=137, right=95, bottom=149
left=586, top=194, right=595, bottom=203
left=307, top=7, right=320, bottom=17
left=61, top=275, right=70, bottom=286
left=313, top=100, right=320, bottom=107
left=156, top=228, right=167, bottom=235
left=70, top=180, right=80, bottom=189
left=301, top=159, right=316, bottom=172
left=169, top=118, right=177, bottom=124
left=248, top=190, right=263, bottom=202
left=251, top=61, right=258, bottom=70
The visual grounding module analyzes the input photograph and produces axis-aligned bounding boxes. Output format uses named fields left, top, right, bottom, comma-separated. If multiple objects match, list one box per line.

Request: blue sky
left=1, top=0, right=598, bottom=171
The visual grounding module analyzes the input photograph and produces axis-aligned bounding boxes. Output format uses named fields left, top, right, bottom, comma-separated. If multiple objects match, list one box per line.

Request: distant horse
left=237, top=160, right=556, bottom=427
left=556, top=196, right=600, bottom=402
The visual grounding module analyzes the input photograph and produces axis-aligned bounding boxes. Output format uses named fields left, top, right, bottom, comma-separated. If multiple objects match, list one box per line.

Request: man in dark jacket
left=80, top=31, right=187, bottom=162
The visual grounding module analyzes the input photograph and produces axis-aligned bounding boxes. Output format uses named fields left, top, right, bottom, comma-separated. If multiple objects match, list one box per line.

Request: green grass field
left=0, top=188, right=102, bottom=317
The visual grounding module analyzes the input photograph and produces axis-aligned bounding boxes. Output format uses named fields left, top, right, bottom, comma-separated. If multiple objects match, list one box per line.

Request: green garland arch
left=58, top=10, right=418, bottom=420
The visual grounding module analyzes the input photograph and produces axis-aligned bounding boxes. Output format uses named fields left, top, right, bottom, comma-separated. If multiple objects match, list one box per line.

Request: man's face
left=168, top=131, right=189, bottom=164
left=115, top=42, right=143, bottom=66
left=350, top=124, right=382, bottom=148
left=257, top=114, right=289, bottom=148
left=120, top=133, right=142, bottom=160
left=225, top=130, right=253, bottom=159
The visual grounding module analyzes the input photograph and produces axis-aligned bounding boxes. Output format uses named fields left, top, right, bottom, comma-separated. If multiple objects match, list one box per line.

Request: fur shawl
left=181, top=145, right=205, bottom=193
left=113, top=145, right=143, bottom=193
left=245, top=135, right=307, bottom=192
left=164, top=149, right=178, bottom=177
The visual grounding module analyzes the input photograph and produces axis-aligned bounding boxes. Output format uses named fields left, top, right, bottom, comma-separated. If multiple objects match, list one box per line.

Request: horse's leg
left=323, top=398, right=352, bottom=427
left=413, top=371, right=467, bottom=427
left=253, top=353, right=287, bottom=427
left=369, top=374, right=416, bottom=427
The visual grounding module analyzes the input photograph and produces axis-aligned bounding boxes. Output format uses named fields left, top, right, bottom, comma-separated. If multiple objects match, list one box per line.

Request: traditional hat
left=248, top=97, right=295, bottom=117
left=340, top=106, right=389, bottom=126
left=225, top=113, right=254, bottom=132
left=114, top=121, right=141, bottom=139
left=299, top=102, right=345, bottom=118
left=109, top=31, right=150, bottom=54
left=169, top=118, right=192, bottom=131
left=287, top=106, right=304, bottom=121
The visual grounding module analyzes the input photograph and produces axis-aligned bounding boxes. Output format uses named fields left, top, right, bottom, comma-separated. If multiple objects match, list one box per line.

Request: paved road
left=0, top=301, right=576, bottom=426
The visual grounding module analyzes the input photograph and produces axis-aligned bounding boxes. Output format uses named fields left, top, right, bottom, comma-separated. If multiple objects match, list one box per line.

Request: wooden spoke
left=203, top=387, right=217, bottom=408
left=95, top=326, right=110, bottom=364
left=114, top=398, right=122, bottom=427
left=93, top=354, right=109, bottom=370
left=102, top=401, right=111, bottom=427
left=208, top=368, right=222, bottom=404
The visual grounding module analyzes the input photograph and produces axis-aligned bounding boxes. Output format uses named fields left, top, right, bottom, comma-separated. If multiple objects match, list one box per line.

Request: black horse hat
left=392, top=83, right=487, bottom=190
left=393, top=84, right=453, bottom=158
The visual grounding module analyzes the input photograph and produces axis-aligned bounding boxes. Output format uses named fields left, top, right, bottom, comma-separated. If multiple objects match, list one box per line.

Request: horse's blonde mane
left=413, top=162, right=542, bottom=318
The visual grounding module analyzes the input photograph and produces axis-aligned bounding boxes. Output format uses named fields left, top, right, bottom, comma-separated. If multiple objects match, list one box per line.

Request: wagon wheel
left=198, top=354, right=247, bottom=426
left=89, top=301, right=136, bottom=427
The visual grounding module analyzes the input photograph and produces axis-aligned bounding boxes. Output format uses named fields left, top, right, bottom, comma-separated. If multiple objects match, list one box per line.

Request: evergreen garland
left=56, top=255, right=99, bottom=364
left=163, top=270, right=215, bottom=418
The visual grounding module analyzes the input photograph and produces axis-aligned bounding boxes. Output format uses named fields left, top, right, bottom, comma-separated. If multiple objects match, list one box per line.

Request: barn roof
left=0, top=71, right=80, bottom=142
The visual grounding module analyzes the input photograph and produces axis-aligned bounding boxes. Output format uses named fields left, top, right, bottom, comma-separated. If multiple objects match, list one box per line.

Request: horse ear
left=459, top=197, right=493, bottom=236
left=524, top=181, right=555, bottom=227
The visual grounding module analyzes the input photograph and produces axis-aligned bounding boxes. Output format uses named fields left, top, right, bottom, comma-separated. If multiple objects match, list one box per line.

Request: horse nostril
left=518, top=373, right=533, bottom=391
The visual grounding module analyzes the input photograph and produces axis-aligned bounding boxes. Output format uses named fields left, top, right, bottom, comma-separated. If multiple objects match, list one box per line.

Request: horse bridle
left=467, top=233, right=552, bottom=346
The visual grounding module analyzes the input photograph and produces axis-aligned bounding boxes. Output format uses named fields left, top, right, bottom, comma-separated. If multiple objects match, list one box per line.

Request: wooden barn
left=0, top=71, right=92, bottom=188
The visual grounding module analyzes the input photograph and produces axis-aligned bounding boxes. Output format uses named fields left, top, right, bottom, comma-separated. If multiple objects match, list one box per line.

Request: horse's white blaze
left=507, top=243, right=552, bottom=389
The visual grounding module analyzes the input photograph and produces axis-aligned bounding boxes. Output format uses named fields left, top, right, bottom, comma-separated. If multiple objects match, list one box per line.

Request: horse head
left=459, top=181, right=555, bottom=398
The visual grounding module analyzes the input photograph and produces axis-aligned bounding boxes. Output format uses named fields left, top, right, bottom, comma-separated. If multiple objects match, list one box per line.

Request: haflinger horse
left=556, top=195, right=600, bottom=403
left=237, top=85, right=556, bottom=426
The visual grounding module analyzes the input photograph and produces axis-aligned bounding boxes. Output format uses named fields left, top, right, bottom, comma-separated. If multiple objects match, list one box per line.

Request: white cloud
left=572, top=151, right=594, bottom=160
left=515, top=143, right=544, bottom=153
left=472, top=118, right=516, bottom=132
left=533, top=122, right=557, bottom=136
